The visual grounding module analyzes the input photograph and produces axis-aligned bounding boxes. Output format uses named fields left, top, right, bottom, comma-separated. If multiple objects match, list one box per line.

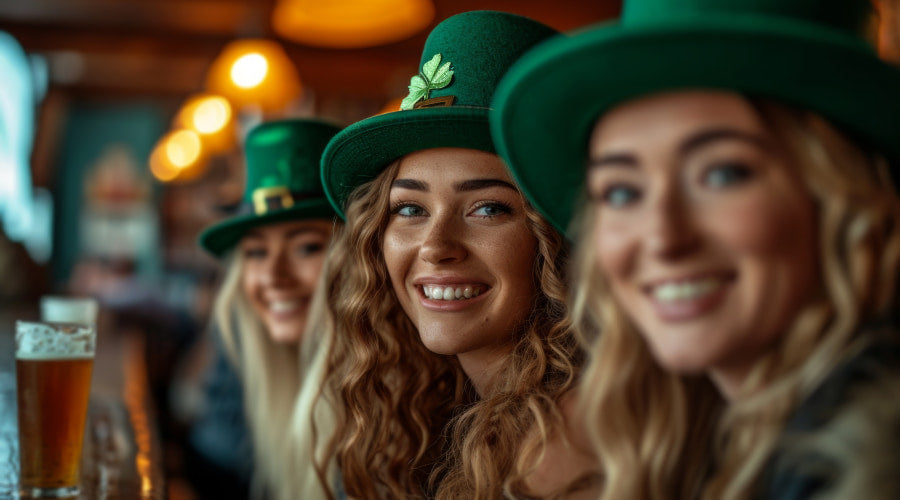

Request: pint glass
left=39, top=296, right=98, bottom=326
left=15, top=321, right=95, bottom=498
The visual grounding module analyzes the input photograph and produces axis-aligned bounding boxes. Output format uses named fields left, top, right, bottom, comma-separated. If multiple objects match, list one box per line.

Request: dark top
left=187, top=333, right=254, bottom=496
left=759, top=324, right=900, bottom=499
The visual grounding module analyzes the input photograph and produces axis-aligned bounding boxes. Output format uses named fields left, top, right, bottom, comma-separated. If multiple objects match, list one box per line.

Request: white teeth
left=270, top=300, right=300, bottom=313
left=423, top=285, right=482, bottom=301
left=653, top=279, right=721, bottom=302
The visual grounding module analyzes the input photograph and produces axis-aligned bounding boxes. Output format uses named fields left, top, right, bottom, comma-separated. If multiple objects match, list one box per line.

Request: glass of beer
left=15, top=321, right=95, bottom=498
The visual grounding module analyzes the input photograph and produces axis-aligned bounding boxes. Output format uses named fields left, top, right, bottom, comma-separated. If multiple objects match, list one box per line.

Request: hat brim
left=321, top=106, right=495, bottom=219
left=492, top=13, right=900, bottom=236
left=198, top=198, right=336, bottom=257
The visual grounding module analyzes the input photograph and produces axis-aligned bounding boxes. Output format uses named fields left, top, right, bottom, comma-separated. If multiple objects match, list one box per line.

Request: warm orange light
left=377, top=97, right=404, bottom=115
left=149, top=144, right=179, bottom=182
left=175, top=94, right=232, bottom=135
left=272, top=0, right=434, bottom=49
left=193, top=97, right=231, bottom=134
left=149, top=129, right=209, bottom=183
left=174, top=93, right=236, bottom=155
left=206, top=39, right=303, bottom=113
left=231, top=53, right=269, bottom=89
left=876, top=0, right=900, bottom=64
left=166, top=130, right=202, bottom=169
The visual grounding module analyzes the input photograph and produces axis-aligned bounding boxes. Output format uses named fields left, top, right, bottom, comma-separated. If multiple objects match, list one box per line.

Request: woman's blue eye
left=393, top=204, right=426, bottom=217
left=472, top=202, right=512, bottom=217
left=705, top=163, right=752, bottom=188
left=602, top=185, right=640, bottom=207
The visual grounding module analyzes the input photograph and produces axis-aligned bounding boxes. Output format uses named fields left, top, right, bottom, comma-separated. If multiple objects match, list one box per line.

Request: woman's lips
left=644, top=275, right=733, bottom=322
left=416, top=284, right=491, bottom=311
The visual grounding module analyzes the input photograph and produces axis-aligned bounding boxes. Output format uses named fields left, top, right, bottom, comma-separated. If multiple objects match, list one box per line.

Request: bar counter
left=0, top=306, right=166, bottom=499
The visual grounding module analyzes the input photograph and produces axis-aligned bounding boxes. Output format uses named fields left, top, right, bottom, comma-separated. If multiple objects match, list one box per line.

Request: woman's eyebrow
left=678, top=127, right=771, bottom=156
left=391, top=178, right=429, bottom=191
left=587, top=128, right=771, bottom=171
left=454, top=178, right=518, bottom=192
left=587, top=153, right=637, bottom=171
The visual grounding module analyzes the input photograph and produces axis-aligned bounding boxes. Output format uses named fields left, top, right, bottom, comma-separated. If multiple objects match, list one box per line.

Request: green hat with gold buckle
left=320, top=10, right=559, bottom=219
left=492, top=0, right=900, bottom=236
left=199, top=118, right=341, bottom=257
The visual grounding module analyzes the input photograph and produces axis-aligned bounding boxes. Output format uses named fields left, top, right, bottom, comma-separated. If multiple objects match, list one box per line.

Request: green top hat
left=199, top=119, right=341, bottom=257
left=491, top=0, right=900, bottom=236
left=320, top=10, right=559, bottom=219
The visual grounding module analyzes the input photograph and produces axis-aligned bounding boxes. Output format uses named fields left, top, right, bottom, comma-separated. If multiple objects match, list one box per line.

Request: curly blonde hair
left=573, top=99, right=900, bottom=500
left=315, top=157, right=582, bottom=499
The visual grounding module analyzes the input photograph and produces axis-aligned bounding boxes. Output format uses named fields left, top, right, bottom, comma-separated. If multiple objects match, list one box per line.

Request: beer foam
left=15, top=321, right=96, bottom=360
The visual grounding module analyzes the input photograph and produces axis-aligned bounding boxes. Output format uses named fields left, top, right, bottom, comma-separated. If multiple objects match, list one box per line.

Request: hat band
left=250, top=186, right=323, bottom=215
left=414, top=95, right=456, bottom=109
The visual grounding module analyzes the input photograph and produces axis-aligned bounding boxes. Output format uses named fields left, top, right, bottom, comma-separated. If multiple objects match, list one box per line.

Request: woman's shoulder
left=524, top=391, right=601, bottom=499
left=790, top=330, right=900, bottom=429
left=761, top=328, right=900, bottom=499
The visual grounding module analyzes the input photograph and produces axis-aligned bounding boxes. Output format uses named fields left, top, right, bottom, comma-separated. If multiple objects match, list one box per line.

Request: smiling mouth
left=421, top=285, right=485, bottom=301
left=648, top=277, right=727, bottom=303
left=268, top=299, right=306, bottom=314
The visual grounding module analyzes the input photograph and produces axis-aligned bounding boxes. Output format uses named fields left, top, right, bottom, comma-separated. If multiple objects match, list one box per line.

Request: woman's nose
left=419, top=214, right=467, bottom=264
left=259, top=249, right=292, bottom=286
left=644, top=189, right=701, bottom=260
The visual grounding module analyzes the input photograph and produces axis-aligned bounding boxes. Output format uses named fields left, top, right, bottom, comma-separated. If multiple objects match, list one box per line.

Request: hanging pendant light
left=173, top=93, right=236, bottom=154
left=205, top=39, right=303, bottom=113
left=272, top=0, right=434, bottom=49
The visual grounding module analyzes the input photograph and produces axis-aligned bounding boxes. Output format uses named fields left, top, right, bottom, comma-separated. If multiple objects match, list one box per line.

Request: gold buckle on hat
left=414, top=95, right=456, bottom=109
left=252, top=186, right=295, bottom=215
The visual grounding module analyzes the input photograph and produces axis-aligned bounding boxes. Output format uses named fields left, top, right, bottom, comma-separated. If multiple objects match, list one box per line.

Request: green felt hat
left=321, top=10, right=559, bottom=218
left=199, top=119, right=341, bottom=257
left=492, top=0, right=900, bottom=236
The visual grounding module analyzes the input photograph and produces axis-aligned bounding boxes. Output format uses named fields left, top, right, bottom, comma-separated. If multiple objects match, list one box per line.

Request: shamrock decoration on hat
left=320, top=10, right=560, bottom=219
left=401, top=54, right=455, bottom=110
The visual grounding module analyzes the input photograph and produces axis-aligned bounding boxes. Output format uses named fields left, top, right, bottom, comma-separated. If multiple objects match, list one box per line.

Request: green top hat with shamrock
left=320, top=10, right=559, bottom=218
left=492, top=0, right=900, bottom=236
left=199, top=118, right=341, bottom=257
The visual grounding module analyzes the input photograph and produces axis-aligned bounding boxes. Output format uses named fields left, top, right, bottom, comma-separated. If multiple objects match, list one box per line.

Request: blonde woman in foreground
left=492, top=0, right=900, bottom=498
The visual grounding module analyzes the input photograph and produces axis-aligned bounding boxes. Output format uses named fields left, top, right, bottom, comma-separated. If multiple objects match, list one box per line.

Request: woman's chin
left=265, top=320, right=306, bottom=345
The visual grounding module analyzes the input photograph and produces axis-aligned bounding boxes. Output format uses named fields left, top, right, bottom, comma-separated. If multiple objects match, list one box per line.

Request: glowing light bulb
left=231, top=53, right=268, bottom=89
left=192, top=96, right=231, bottom=134
left=165, top=130, right=202, bottom=169
left=149, top=146, right=178, bottom=182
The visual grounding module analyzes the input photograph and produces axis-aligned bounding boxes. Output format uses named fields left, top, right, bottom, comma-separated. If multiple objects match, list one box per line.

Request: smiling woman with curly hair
left=292, top=10, right=597, bottom=500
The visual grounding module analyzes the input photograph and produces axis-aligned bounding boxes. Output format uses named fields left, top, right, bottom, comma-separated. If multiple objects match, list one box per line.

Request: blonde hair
left=280, top=273, right=341, bottom=500
left=315, top=157, right=582, bottom=499
left=213, top=251, right=301, bottom=499
left=574, top=99, right=900, bottom=500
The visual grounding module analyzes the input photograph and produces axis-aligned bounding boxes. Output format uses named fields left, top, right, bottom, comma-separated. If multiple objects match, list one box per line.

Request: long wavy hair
left=572, top=99, right=900, bottom=500
left=314, top=157, right=582, bottom=499
left=213, top=251, right=301, bottom=499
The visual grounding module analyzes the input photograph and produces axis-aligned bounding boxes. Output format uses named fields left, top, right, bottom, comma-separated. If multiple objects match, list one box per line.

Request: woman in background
left=195, top=118, right=340, bottom=498
left=491, top=0, right=900, bottom=498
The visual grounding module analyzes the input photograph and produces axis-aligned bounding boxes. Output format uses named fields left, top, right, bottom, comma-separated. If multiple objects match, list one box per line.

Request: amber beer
left=15, top=321, right=95, bottom=498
